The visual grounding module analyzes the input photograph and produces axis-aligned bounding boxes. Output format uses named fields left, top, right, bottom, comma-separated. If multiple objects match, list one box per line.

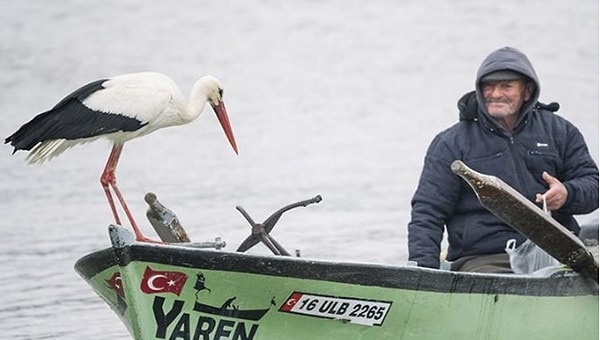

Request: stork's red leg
left=101, top=144, right=159, bottom=243
left=101, top=145, right=124, bottom=226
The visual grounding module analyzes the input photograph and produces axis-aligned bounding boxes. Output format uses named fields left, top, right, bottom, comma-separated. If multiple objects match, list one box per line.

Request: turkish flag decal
left=106, top=271, right=125, bottom=298
left=279, top=292, right=303, bottom=312
left=140, top=266, right=188, bottom=296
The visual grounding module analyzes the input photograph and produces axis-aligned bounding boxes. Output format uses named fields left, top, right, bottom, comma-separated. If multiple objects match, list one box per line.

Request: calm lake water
left=0, top=1, right=597, bottom=338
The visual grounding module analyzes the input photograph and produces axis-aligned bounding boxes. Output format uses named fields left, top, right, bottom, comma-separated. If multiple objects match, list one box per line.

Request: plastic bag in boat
left=505, top=238, right=560, bottom=274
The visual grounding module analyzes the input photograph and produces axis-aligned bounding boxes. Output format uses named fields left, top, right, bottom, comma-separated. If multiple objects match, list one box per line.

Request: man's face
left=481, top=80, right=532, bottom=119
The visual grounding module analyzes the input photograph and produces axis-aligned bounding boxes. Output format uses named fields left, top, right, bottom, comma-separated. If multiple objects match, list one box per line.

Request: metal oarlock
left=236, top=195, right=322, bottom=256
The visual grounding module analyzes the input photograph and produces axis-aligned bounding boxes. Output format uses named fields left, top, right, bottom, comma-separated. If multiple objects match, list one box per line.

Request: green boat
left=75, top=164, right=599, bottom=340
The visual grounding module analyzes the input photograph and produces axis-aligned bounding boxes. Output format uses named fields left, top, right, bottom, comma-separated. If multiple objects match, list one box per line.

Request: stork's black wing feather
left=52, top=78, right=108, bottom=109
left=5, top=78, right=146, bottom=152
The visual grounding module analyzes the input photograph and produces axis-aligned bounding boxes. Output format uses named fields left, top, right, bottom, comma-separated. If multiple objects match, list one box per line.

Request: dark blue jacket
left=408, top=47, right=599, bottom=269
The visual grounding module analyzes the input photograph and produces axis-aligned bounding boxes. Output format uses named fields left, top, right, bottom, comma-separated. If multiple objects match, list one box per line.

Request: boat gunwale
left=74, top=243, right=599, bottom=298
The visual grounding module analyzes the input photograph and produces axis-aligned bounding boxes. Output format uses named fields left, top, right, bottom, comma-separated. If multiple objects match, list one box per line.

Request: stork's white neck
left=187, top=89, right=209, bottom=121
left=186, top=76, right=222, bottom=121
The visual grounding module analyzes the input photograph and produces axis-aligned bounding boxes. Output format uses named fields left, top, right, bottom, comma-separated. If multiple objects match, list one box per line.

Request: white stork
left=5, top=72, right=239, bottom=242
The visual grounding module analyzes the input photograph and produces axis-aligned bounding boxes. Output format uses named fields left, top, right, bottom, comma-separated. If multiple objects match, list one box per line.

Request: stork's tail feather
left=27, top=138, right=100, bottom=164
left=27, top=140, right=65, bottom=164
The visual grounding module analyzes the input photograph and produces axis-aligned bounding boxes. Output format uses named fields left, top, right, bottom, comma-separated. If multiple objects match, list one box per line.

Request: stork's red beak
left=212, top=101, right=238, bottom=154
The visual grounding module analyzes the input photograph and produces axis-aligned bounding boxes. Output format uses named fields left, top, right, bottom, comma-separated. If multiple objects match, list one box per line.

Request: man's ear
left=524, top=82, right=535, bottom=101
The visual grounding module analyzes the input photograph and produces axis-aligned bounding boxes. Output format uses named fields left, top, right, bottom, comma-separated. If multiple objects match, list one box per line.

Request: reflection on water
left=0, top=1, right=597, bottom=338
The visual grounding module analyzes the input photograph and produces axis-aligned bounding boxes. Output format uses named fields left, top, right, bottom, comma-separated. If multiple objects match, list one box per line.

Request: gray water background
left=0, top=1, right=598, bottom=338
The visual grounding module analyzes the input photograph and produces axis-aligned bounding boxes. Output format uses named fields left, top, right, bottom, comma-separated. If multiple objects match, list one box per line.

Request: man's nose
left=489, top=84, right=503, bottom=97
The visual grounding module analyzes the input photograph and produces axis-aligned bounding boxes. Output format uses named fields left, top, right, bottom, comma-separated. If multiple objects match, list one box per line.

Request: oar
left=451, top=160, right=598, bottom=283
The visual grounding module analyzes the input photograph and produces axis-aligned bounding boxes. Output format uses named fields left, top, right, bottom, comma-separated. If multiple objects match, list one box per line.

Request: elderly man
left=408, top=46, right=599, bottom=273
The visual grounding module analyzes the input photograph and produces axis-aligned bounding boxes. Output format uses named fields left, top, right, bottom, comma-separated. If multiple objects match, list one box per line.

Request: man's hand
left=535, top=172, right=568, bottom=211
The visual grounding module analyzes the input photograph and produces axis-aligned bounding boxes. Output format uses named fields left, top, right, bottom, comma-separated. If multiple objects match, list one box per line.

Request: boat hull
left=75, top=227, right=598, bottom=340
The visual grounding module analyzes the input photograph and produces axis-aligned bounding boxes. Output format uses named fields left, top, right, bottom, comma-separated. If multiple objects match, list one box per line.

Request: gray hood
left=475, top=47, right=540, bottom=125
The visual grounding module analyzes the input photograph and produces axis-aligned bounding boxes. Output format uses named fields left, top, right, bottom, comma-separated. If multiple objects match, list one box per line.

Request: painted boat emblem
left=193, top=272, right=274, bottom=321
